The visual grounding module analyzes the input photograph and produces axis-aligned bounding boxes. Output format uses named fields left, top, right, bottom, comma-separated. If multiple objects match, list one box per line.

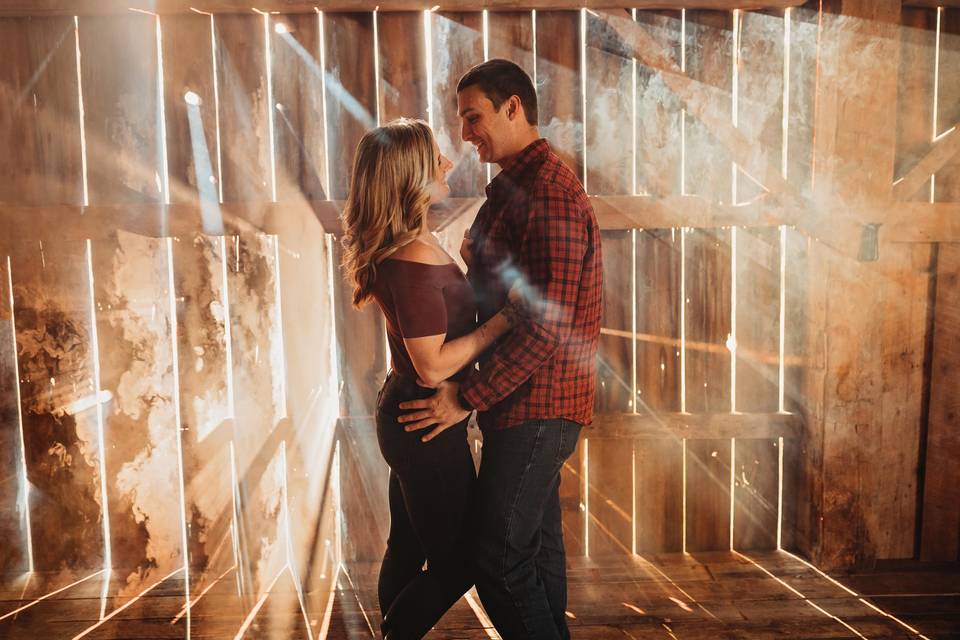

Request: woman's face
left=427, top=136, right=453, bottom=204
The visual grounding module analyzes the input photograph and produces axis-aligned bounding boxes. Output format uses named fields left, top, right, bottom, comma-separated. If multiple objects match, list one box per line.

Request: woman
left=341, top=119, right=518, bottom=639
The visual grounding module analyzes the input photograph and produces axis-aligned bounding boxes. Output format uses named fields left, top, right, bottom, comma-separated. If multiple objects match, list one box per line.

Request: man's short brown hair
left=457, top=59, right=538, bottom=126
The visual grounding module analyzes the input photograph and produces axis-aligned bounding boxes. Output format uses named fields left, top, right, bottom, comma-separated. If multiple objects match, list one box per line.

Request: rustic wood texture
left=429, top=11, right=484, bottom=196
left=272, top=12, right=328, bottom=201
left=685, top=227, right=733, bottom=414
left=634, top=229, right=682, bottom=413
left=685, top=438, right=732, bottom=551
left=635, top=438, right=683, bottom=552
left=596, top=231, right=633, bottom=413
left=161, top=12, right=221, bottom=211
left=586, top=438, right=633, bottom=554
left=487, top=11, right=534, bottom=79
left=377, top=11, right=428, bottom=123
left=79, top=14, right=163, bottom=206
left=590, top=411, right=801, bottom=440
left=786, top=4, right=817, bottom=199
left=635, top=10, right=683, bottom=197
left=733, top=437, right=779, bottom=550
left=936, top=9, right=960, bottom=201
left=735, top=226, right=780, bottom=413
left=535, top=10, right=583, bottom=181
left=920, top=243, right=960, bottom=561
left=0, top=16, right=82, bottom=206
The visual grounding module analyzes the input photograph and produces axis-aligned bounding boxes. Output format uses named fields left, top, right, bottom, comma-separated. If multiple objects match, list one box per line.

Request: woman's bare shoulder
left=389, top=239, right=453, bottom=265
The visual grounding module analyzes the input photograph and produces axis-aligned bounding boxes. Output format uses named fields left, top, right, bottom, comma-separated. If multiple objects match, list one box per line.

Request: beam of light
left=731, top=10, right=740, bottom=207
left=483, top=9, right=492, bottom=184
left=317, top=10, right=332, bottom=198
left=166, top=238, right=192, bottom=638
left=16, top=24, right=71, bottom=106
left=531, top=10, right=537, bottom=88
left=186, top=96, right=224, bottom=235
left=729, top=437, right=736, bottom=550
left=229, top=440, right=246, bottom=598
left=280, top=441, right=314, bottom=640
left=156, top=17, right=171, bottom=209
left=736, top=552, right=869, bottom=639
left=680, top=10, right=686, bottom=196
left=85, top=240, right=112, bottom=619
left=424, top=10, right=434, bottom=129
left=230, top=567, right=285, bottom=640
left=779, top=550, right=933, bottom=639
left=325, top=235, right=341, bottom=394
left=777, top=436, right=783, bottom=549
left=681, top=438, right=687, bottom=553
left=210, top=15, right=224, bottom=204
left=373, top=8, right=381, bottom=126
left=7, top=258, right=34, bottom=573
left=580, top=8, right=588, bottom=192
left=273, top=236, right=288, bottom=420
left=339, top=565, right=375, bottom=636
left=933, top=124, right=956, bottom=143
left=74, top=16, right=89, bottom=206
left=631, top=8, right=637, bottom=196
left=680, top=230, right=687, bottom=413
left=730, top=227, right=737, bottom=413
left=583, top=437, right=590, bottom=555
left=631, top=445, right=637, bottom=555
left=933, top=6, right=942, bottom=143
left=220, top=237, right=236, bottom=421
left=811, top=0, right=823, bottom=192
left=631, top=229, right=637, bottom=412
left=171, top=565, right=235, bottom=624
left=0, top=570, right=105, bottom=621
left=263, top=13, right=278, bottom=202
left=315, top=567, right=338, bottom=640
left=778, top=225, right=786, bottom=413
left=334, top=439, right=342, bottom=570
left=465, top=588, right=501, bottom=639
left=782, top=8, right=791, bottom=181
left=73, top=568, right=184, bottom=639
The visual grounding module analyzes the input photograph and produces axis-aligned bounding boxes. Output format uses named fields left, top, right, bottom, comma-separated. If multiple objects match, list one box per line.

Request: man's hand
left=398, top=380, right=470, bottom=443
left=459, top=230, right=473, bottom=268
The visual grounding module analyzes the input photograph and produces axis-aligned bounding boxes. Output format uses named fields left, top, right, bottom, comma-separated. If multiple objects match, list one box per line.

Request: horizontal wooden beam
left=2, top=196, right=958, bottom=249
left=0, top=1, right=806, bottom=17
left=589, top=411, right=803, bottom=440
left=893, top=126, right=960, bottom=201
left=903, top=1, right=960, bottom=7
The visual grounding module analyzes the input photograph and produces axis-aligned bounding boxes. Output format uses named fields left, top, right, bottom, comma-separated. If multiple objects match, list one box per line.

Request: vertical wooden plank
left=162, top=12, right=221, bottom=211
left=920, top=244, right=960, bottom=561
left=535, top=11, right=583, bottom=181
left=595, top=232, right=632, bottom=414
left=272, top=12, right=327, bottom=202
left=170, top=235, right=239, bottom=614
left=587, top=438, right=632, bottom=555
left=935, top=9, right=960, bottom=201
left=378, top=11, right=428, bottom=123
left=561, top=439, right=585, bottom=557
left=79, top=13, right=162, bottom=205
left=684, top=10, right=732, bottom=204
left=90, top=232, right=185, bottom=604
left=324, top=12, right=385, bottom=419
left=0, top=257, right=29, bottom=573
left=684, top=227, right=732, bottom=415
left=733, top=438, right=778, bottom=550
left=216, top=13, right=272, bottom=207
left=635, top=10, right=683, bottom=197
left=787, top=5, right=817, bottom=198
left=894, top=7, right=937, bottom=201
left=635, top=439, right=683, bottom=553
left=685, top=438, right=731, bottom=552
left=735, top=227, right=780, bottom=413
left=487, top=11, right=534, bottom=78
left=783, top=226, right=807, bottom=414
left=430, top=11, right=484, bottom=196
left=636, top=230, right=681, bottom=414
left=11, top=241, right=105, bottom=573
left=0, top=16, right=82, bottom=205
left=226, top=234, right=287, bottom=600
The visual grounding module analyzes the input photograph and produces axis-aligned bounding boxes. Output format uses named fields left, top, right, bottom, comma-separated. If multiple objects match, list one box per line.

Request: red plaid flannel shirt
left=460, top=139, right=603, bottom=430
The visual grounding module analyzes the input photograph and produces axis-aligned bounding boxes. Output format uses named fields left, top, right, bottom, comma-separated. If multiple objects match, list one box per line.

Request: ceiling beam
left=0, top=1, right=806, bottom=17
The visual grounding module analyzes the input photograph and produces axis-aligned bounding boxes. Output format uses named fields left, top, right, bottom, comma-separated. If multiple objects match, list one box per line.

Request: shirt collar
left=486, top=138, right=551, bottom=198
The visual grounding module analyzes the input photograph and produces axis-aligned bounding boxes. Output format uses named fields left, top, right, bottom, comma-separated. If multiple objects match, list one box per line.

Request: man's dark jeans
left=472, top=418, right=582, bottom=640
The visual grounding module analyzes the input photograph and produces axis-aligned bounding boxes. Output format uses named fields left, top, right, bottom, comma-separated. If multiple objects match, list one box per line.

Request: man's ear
left=507, top=95, right=522, bottom=121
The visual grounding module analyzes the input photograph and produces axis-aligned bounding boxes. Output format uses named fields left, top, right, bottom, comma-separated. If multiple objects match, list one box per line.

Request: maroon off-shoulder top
left=370, top=258, right=478, bottom=383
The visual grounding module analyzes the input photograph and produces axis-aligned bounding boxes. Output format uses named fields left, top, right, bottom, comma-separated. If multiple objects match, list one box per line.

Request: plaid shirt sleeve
left=460, top=182, right=588, bottom=411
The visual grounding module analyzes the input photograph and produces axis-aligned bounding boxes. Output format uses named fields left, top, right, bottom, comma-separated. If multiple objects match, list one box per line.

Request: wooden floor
left=1, top=552, right=957, bottom=639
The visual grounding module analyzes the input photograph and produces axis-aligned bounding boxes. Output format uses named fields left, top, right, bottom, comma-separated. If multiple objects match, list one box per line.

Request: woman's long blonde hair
left=341, top=118, right=436, bottom=308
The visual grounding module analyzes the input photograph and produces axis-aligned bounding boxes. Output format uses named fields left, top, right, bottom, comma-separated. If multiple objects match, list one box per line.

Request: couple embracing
left=340, top=59, right=602, bottom=639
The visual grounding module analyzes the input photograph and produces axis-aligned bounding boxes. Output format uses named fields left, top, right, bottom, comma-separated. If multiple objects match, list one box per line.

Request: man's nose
left=460, top=121, right=470, bottom=142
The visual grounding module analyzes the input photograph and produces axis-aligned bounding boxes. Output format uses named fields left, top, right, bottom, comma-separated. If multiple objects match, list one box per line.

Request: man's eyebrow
left=458, top=107, right=477, bottom=118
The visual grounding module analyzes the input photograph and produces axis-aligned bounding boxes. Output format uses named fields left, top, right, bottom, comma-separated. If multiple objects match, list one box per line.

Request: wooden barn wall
left=0, top=5, right=958, bottom=636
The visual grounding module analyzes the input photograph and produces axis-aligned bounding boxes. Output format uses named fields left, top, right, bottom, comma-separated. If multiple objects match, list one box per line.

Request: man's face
left=457, top=84, right=511, bottom=165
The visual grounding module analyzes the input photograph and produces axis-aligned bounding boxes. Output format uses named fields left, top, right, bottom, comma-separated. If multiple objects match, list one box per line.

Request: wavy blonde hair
left=341, top=118, right=436, bottom=308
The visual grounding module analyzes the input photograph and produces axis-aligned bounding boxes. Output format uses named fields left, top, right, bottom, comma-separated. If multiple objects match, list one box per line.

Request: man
left=398, top=59, right=602, bottom=639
